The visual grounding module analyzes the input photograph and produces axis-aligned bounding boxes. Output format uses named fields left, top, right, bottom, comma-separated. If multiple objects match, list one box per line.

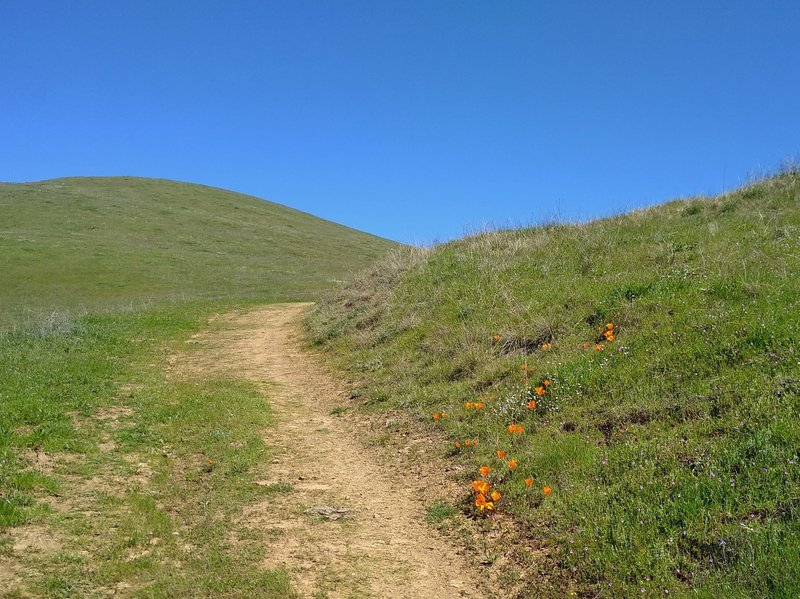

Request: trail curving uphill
left=175, top=303, right=480, bottom=599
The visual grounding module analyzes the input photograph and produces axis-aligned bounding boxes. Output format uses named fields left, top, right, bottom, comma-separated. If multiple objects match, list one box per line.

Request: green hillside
left=0, top=176, right=396, bottom=596
left=0, top=176, right=397, bottom=326
left=308, top=171, right=800, bottom=597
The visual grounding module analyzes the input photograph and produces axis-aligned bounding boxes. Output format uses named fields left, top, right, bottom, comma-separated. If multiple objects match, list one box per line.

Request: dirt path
left=174, top=303, right=481, bottom=599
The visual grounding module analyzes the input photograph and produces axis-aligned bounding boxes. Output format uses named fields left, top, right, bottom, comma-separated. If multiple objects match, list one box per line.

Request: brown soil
left=172, top=303, right=484, bottom=599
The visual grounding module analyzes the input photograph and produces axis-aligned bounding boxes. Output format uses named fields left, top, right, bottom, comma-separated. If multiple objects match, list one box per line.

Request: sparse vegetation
left=307, top=171, right=800, bottom=597
left=0, top=302, right=296, bottom=597
left=426, top=501, right=459, bottom=524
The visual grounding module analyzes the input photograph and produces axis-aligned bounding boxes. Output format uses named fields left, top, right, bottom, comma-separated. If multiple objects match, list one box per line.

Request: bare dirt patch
left=171, top=303, right=483, bottom=599
left=9, top=524, right=62, bottom=555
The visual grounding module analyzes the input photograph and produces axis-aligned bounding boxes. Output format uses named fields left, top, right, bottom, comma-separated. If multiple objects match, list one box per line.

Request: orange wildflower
left=605, top=333, right=615, bottom=342
left=441, top=412, right=447, bottom=418
left=472, top=480, right=491, bottom=495
left=463, top=439, right=471, bottom=447
left=493, top=334, right=501, bottom=342
left=454, top=441, right=462, bottom=448
left=541, top=342, right=551, bottom=351
left=527, top=399, right=537, bottom=410
left=475, top=401, right=485, bottom=410
left=520, top=363, right=527, bottom=371
left=582, top=342, right=590, bottom=349
left=479, top=465, right=490, bottom=477
left=543, top=379, right=552, bottom=387
left=465, top=401, right=474, bottom=409
left=535, top=386, right=546, bottom=397
left=433, top=413, right=440, bottom=420
left=606, top=322, right=614, bottom=330
left=594, top=344, right=604, bottom=351
left=543, top=486, right=552, bottom=496
left=496, top=449, right=506, bottom=459
left=507, top=459, right=518, bottom=470
left=524, top=477, right=534, bottom=487
left=507, top=424, right=524, bottom=434
left=474, top=493, right=494, bottom=512
left=471, top=438, right=479, bottom=446
left=490, top=490, right=502, bottom=502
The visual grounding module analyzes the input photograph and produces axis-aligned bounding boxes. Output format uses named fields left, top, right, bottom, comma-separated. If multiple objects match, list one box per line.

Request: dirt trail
left=174, top=303, right=481, bottom=599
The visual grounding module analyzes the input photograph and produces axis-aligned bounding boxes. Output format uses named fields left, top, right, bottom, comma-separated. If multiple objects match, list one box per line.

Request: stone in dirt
left=304, top=506, right=355, bottom=520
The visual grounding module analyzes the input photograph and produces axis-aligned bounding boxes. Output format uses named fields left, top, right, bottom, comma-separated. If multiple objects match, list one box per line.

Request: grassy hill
left=0, top=176, right=397, bottom=326
left=308, top=170, right=800, bottom=597
left=0, top=176, right=396, bottom=596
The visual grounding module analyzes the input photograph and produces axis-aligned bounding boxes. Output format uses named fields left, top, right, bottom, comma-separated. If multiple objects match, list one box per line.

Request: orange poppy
left=496, top=449, right=506, bottom=459
left=490, top=490, right=502, bottom=502
left=594, top=344, right=604, bottom=351
left=471, top=438, right=479, bottom=446
left=475, top=402, right=485, bottom=410
left=527, top=399, right=537, bottom=410
left=543, top=486, right=552, bottom=496
left=454, top=441, right=462, bottom=448
left=535, top=386, right=546, bottom=397
left=541, top=342, right=552, bottom=351
left=493, top=334, right=501, bottom=342
left=465, top=402, right=474, bottom=409
left=520, top=363, right=528, bottom=371
left=543, top=379, right=552, bottom=387
left=606, top=322, right=614, bottom=330
left=433, top=413, right=440, bottom=420
left=479, top=465, right=490, bottom=477
left=605, top=333, right=615, bottom=342
left=524, top=477, right=533, bottom=487
left=475, top=493, right=494, bottom=511
left=507, top=424, right=524, bottom=434
left=472, top=480, right=491, bottom=495
left=507, top=459, right=518, bottom=469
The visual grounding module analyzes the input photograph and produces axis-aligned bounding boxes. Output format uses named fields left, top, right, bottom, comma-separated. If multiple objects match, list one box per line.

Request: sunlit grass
left=0, top=303, right=296, bottom=597
left=307, top=170, right=800, bottom=597
left=0, top=176, right=397, bottom=327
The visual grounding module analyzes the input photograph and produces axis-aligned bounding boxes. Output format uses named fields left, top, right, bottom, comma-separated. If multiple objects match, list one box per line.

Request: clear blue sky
left=2, top=2, right=798, bottom=243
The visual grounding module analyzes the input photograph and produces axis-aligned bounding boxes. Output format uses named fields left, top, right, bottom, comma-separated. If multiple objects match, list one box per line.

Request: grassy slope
left=308, top=172, right=800, bottom=597
left=0, top=176, right=395, bottom=596
left=0, top=176, right=397, bottom=326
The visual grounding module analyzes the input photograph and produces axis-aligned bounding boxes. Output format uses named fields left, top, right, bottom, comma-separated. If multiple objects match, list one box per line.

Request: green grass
left=1, top=302, right=297, bottom=597
left=307, top=170, right=800, bottom=597
left=0, top=176, right=397, bottom=327
left=0, top=175, right=397, bottom=596
left=426, top=501, right=459, bottom=524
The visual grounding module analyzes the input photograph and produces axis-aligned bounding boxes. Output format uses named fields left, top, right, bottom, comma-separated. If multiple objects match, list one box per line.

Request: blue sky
left=2, top=2, right=798, bottom=243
